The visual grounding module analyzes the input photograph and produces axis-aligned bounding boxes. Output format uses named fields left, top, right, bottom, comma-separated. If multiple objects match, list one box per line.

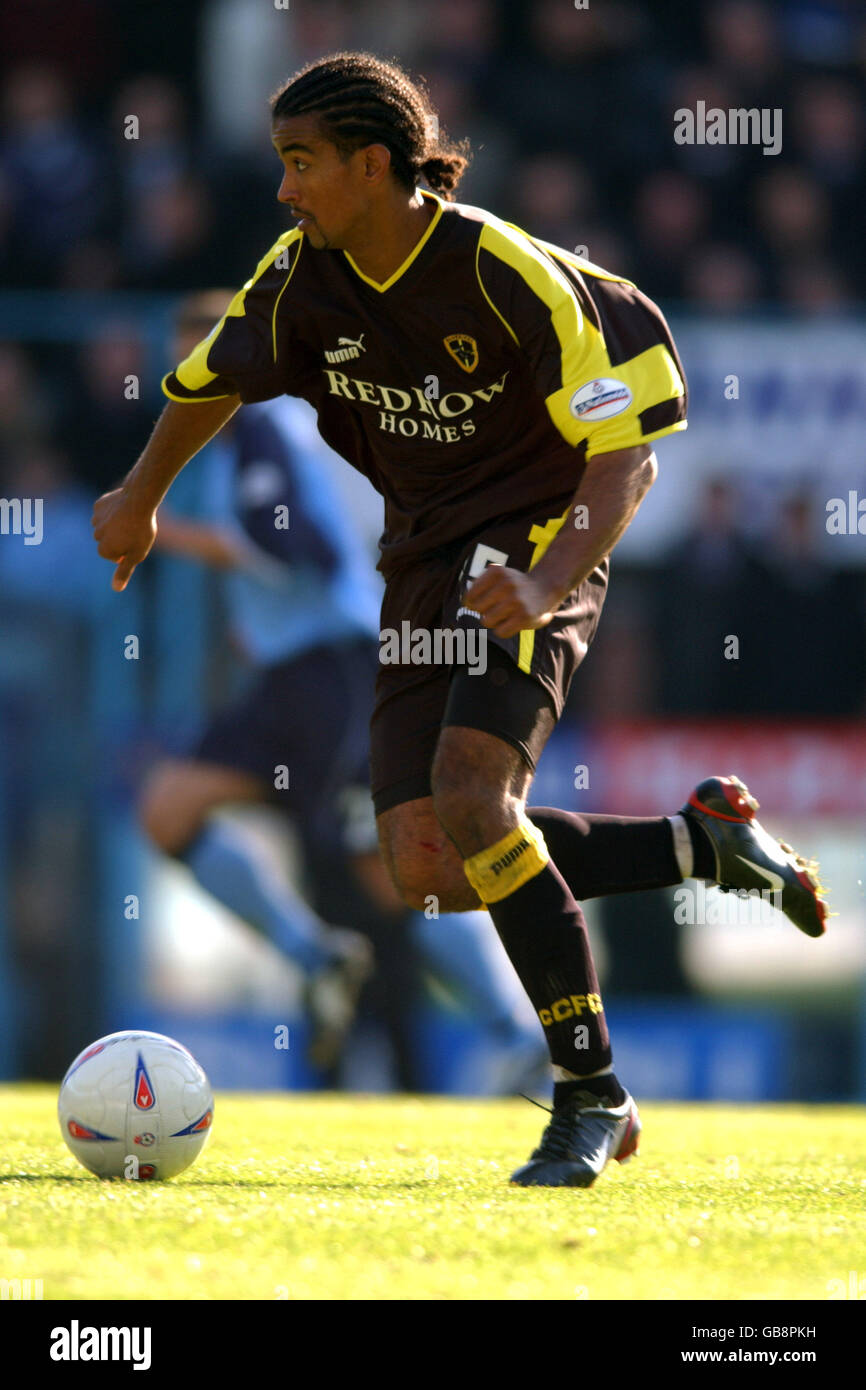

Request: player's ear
left=361, top=143, right=392, bottom=187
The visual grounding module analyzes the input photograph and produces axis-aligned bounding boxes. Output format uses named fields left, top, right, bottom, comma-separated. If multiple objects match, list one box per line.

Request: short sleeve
left=161, top=230, right=303, bottom=405
left=476, top=220, right=687, bottom=457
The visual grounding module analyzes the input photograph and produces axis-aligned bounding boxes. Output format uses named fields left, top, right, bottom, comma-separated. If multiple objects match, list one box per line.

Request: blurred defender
left=93, top=53, right=827, bottom=1187
left=141, top=291, right=385, bottom=1070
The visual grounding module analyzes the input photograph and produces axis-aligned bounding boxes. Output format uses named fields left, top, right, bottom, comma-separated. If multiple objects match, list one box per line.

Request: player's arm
left=153, top=510, right=246, bottom=569
left=471, top=223, right=685, bottom=636
left=93, top=229, right=303, bottom=591
left=92, top=395, right=240, bottom=591
left=466, top=444, right=656, bottom=638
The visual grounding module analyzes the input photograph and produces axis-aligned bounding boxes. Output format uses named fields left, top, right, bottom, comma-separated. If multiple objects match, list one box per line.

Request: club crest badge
left=444, top=333, right=479, bottom=373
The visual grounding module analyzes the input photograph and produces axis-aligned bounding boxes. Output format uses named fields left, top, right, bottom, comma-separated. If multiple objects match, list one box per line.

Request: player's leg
left=139, top=758, right=263, bottom=855
left=435, top=536, right=645, bottom=1186
left=374, top=633, right=679, bottom=911
left=140, top=641, right=381, bottom=993
left=375, top=765, right=827, bottom=935
left=428, top=719, right=639, bottom=1186
left=302, top=722, right=427, bottom=1092
left=379, top=771, right=615, bottom=1093
left=374, top=774, right=680, bottom=909
left=374, top=796, right=546, bottom=1087
left=528, top=784, right=827, bottom=936
left=373, top=650, right=632, bottom=1129
left=139, top=755, right=357, bottom=976
left=411, top=906, right=547, bottom=1093
left=375, top=796, right=481, bottom=913
left=366, top=540, right=643, bottom=1181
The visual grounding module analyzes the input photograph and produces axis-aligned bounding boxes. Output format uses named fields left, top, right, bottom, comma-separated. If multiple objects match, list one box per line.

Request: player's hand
left=91, top=487, right=158, bottom=592
left=464, top=566, right=558, bottom=639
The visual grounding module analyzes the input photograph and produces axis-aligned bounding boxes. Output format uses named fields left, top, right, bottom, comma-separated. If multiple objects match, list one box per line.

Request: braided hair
left=270, top=52, right=471, bottom=200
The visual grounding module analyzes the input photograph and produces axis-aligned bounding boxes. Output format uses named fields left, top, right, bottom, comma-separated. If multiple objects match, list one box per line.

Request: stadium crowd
left=0, top=0, right=864, bottom=304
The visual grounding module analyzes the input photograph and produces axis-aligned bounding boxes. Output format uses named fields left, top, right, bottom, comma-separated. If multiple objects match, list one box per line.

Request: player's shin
left=527, top=806, right=685, bottom=898
left=463, top=819, right=620, bottom=1102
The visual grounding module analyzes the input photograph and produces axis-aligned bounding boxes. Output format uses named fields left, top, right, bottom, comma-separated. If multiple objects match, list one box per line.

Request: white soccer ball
left=58, top=1030, right=213, bottom=1180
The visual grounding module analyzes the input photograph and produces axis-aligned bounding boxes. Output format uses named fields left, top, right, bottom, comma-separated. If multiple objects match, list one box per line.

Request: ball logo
left=134, top=1132, right=156, bottom=1147
left=171, top=1108, right=213, bottom=1137
left=67, top=1118, right=118, bottom=1142
left=77, top=1042, right=106, bottom=1066
left=62, top=1040, right=107, bottom=1083
left=138, top=1164, right=158, bottom=1180
left=569, top=377, right=632, bottom=422
left=133, top=1054, right=156, bottom=1110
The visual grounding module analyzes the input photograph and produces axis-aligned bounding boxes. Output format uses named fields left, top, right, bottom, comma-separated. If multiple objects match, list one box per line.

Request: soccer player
left=92, top=53, right=827, bottom=1186
left=141, top=290, right=544, bottom=1086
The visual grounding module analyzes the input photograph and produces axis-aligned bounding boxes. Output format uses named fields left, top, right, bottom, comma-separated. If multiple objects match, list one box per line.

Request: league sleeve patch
left=569, top=378, right=633, bottom=422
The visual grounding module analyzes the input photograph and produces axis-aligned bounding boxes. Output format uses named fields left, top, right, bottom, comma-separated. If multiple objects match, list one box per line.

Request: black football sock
left=464, top=826, right=611, bottom=1075
left=527, top=807, right=683, bottom=899
left=553, top=1073, right=626, bottom=1109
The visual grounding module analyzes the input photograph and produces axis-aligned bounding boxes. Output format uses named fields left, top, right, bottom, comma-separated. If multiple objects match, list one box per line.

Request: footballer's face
left=271, top=114, right=383, bottom=250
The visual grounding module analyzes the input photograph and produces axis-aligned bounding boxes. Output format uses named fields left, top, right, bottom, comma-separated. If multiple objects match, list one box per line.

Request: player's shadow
left=0, top=1174, right=446, bottom=1191
left=0, top=1173, right=90, bottom=1183
left=186, top=1177, right=447, bottom=1193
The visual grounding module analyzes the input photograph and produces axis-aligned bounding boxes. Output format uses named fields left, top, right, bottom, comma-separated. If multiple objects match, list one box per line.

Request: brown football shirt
left=163, top=190, right=687, bottom=578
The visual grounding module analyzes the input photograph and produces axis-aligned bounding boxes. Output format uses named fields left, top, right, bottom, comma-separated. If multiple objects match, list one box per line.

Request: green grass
left=2, top=1087, right=865, bottom=1300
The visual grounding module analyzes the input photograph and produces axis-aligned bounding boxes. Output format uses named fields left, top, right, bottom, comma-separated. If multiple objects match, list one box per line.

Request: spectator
left=778, top=256, right=853, bottom=314
left=112, top=76, right=190, bottom=208
left=0, top=65, right=109, bottom=287
left=746, top=494, right=866, bottom=715
left=753, top=167, right=831, bottom=258
left=59, top=323, right=154, bottom=494
left=512, top=153, right=595, bottom=248
left=0, top=342, right=50, bottom=473
left=684, top=242, right=764, bottom=312
left=633, top=170, right=709, bottom=299
left=704, top=0, right=783, bottom=97
left=652, top=478, right=770, bottom=714
left=121, top=177, right=228, bottom=290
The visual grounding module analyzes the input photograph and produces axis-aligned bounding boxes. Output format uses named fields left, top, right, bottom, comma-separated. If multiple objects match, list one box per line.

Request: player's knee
left=138, top=767, right=202, bottom=856
left=387, top=851, right=479, bottom=914
left=376, top=796, right=483, bottom=911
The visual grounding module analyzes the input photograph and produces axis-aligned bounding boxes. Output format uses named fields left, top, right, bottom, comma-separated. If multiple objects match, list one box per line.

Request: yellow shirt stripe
left=476, top=217, right=686, bottom=455
left=168, top=228, right=302, bottom=396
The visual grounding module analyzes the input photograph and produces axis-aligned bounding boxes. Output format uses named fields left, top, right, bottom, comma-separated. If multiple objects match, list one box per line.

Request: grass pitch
left=2, top=1087, right=864, bottom=1301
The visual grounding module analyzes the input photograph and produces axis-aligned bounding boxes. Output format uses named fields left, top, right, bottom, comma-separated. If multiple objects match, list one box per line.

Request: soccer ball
left=58, top=1030, right=213, bottom=1180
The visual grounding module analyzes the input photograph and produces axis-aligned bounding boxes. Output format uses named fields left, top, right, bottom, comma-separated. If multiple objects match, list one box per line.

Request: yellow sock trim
left=463, top=820, right=550, bottom=903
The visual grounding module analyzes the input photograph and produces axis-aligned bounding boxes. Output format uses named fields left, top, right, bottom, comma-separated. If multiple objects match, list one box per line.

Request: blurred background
left=1, top=0, right=865, bottom=1100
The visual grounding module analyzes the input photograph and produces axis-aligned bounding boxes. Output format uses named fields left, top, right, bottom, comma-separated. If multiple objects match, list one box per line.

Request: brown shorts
left=370, top=506, right=609, bottom=816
